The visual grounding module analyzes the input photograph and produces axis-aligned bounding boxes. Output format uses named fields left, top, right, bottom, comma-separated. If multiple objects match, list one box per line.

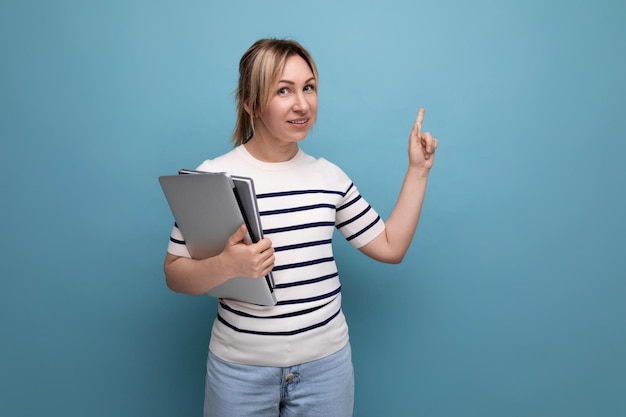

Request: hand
left=219, top=224, right=275, bottom=279
left=408, top=108, right=438, bottom=172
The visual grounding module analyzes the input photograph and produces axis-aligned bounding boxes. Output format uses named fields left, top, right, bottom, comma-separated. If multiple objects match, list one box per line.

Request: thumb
left=227, top=223, right=247, bottom=245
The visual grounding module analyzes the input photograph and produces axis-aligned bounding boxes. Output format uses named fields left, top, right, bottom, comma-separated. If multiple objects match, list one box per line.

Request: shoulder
left=296, top=149, right=344, bottom=175
left=291, top=152, right=354, bottom=194
left=195, top=147, right=242, bottom=172
left=312, top=156, right=351, bottom=182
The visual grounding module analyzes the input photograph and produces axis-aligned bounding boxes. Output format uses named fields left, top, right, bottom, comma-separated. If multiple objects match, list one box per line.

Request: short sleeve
left=166, top=223, right=191, bottom=257
left=335, top=183, right=385, bottom=249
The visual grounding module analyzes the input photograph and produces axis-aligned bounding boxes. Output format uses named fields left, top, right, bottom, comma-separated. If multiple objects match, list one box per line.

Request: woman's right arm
left=164, top=224, right=275, bottom=295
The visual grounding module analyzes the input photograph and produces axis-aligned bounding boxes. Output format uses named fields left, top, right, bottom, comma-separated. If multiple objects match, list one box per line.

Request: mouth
left=288, top=118, right=309, bottom=125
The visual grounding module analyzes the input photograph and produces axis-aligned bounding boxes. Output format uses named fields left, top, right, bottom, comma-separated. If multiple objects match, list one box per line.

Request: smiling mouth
left=288, top=119, right=309, bottom=125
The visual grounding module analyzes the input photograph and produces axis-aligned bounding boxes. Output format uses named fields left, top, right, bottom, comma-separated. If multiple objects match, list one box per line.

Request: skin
left=164, top=55, right=438, bottom=295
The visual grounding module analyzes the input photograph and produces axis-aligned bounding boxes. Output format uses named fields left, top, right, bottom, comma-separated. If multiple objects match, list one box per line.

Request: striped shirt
left=167, top=145, right=385, bottom=367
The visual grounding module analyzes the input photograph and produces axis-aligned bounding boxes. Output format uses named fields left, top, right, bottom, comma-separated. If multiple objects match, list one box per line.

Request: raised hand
left=409, top=108, right=438, bottom=171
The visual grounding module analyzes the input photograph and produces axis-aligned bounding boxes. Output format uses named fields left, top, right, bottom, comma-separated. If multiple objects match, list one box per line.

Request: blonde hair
left=232, top=38, right=319, bottom=146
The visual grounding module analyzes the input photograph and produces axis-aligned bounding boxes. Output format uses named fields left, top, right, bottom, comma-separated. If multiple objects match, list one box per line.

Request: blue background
left=2, top=1, right=625, bottom=416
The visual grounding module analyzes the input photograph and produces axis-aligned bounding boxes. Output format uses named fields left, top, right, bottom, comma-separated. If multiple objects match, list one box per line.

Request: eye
left=304, top=84, right=316, bottom=93
left=277, top=87, right=290, bottom=96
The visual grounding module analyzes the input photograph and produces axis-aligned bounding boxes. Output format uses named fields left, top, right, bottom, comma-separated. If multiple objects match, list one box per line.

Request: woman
left=164, top=38, right=438, bottom=417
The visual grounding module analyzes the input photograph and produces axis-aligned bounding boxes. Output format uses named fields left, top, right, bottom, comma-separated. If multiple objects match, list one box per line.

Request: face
left=253, top=55, right=318, bottom=147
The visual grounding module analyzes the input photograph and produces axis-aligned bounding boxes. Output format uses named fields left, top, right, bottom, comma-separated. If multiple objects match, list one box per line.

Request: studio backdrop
left=1, top=1, right=624, bottom=416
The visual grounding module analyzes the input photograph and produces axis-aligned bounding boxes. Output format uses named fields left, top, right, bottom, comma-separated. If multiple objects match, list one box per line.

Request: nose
left=293, top=92, right=310, bottom=113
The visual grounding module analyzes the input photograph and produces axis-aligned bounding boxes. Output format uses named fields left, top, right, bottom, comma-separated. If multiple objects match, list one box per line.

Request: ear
left=243, top=101, right=253, bottom=116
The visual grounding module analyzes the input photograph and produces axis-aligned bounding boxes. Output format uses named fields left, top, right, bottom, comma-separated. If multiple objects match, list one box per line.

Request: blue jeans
left=204, top=343, right=354, bottom=417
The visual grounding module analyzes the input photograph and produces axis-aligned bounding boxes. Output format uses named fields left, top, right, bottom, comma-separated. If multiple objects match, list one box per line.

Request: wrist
left=407, top=164, right=431, bottom=179
left=204, top=254, right=230, bottom=285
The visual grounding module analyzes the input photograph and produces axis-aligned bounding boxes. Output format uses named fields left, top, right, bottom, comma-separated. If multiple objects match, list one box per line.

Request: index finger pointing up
left=414, top=108, right=425, bottom=136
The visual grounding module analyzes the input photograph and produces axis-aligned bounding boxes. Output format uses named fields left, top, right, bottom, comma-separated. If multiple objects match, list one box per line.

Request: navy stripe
left=277, top=286, right=342, bottom=305
left=275, top=272, right=338, bottom=289
left=257, top=189, right=346, bottom=199
left=337, top=194, right=362, bottom=211
left=260, top=203, right=336, bottom=216
left=219, top=300, right=332, bottom=319
left=274, top=239, right=332, bottom=252
left=170, top=237, right=185, bottom=245
left=264, top=221, right=335, bottom=235
left=346, top=217, right=382, bottom=241
left=272, top=257, right=334, bottom=272
left=217, top=308, right=341, bottom=336
left=336, top=205, right=372, bottom=229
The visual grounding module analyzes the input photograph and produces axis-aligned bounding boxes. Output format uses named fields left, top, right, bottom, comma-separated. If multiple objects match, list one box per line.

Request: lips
left=288, top=118, right=309, bottom=125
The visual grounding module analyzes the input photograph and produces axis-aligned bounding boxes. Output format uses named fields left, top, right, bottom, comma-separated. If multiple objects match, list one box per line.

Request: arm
left=164, top=224, right=275, bottom=295
left=359, top=108, right=438, bottom=264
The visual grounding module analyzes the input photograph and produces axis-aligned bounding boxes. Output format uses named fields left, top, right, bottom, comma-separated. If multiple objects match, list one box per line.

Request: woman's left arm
left=359, top=108, right=438, bottom=264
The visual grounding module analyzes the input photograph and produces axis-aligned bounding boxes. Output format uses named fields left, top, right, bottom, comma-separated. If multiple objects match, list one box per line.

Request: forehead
left=278, top=55, right=315, bottom=81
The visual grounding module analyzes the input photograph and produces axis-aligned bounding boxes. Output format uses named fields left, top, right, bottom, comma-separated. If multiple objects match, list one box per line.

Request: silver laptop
left=159, top=170, right=277, bottom=306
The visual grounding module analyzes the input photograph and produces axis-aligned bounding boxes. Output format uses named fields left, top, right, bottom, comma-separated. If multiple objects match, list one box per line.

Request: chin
left=287, top=132, right=311, bottom=143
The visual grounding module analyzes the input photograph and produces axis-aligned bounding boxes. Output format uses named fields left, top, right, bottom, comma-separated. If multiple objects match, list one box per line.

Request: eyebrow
left=277, top=77, right=316, bottom=85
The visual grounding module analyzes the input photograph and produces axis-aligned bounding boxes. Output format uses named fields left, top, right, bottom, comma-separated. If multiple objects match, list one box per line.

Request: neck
left=244, top=136, right=299, bottom=163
